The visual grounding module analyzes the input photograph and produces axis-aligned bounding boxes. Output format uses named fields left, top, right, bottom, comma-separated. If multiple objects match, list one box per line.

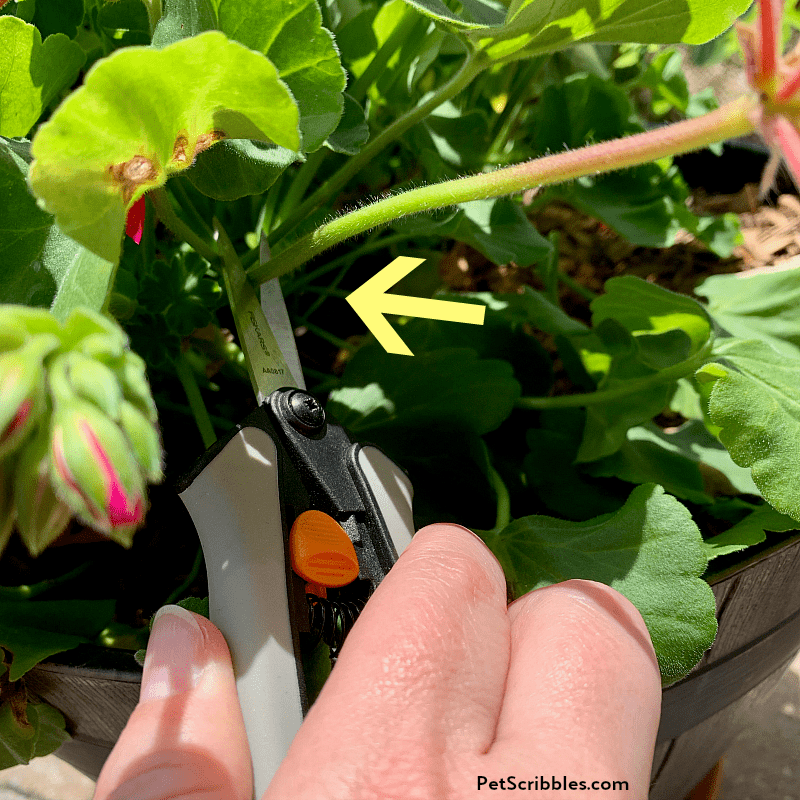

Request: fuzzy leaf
left=695, top=266, right=800, bottom=360
left=29, top=31, right=300, bottom=263
left=703, top=504, right=797, bottom=559
left=184, top=139, right=300, bottom=200
left=0, top=137, right=93, bottom=310
left=152, top=0, right=217, bottom=47
left=696, top=339, right=800, bottom=521
left=0, top=18, right=84, bottom=138
left=325, top=93, right=369, bottom=155
left=399, top=0, right=488, bottom=29
left=475, top=0, right=753, bottom=62
left=485, top=483, right=716, bottom=684
left=218, top=0, right=346, bottom=151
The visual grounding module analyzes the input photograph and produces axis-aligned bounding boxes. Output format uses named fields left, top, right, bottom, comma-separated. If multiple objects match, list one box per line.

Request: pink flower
left=50, top=402, right=145, bottom=542
left=125, top=196, right=146, bottom=245
left=738, top=0, right=800, bottom=192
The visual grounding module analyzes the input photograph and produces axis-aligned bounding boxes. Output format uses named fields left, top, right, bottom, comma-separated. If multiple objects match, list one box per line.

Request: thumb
left=94, top=605, right=252, bottom=800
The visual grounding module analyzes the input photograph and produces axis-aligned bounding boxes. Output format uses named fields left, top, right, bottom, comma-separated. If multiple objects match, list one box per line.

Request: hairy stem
left=250, top=96, right=757, bottom=283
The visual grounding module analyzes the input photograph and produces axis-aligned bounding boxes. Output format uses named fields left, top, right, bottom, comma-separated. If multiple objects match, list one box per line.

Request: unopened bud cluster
left=0, top=306, right=162, bottom=556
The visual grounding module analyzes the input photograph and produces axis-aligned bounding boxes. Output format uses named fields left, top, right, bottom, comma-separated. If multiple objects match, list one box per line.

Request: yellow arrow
left=346, top=257, right=486, bottom=356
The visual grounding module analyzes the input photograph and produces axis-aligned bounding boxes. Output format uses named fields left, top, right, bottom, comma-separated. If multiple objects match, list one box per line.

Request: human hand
left=94, top=523, right=661, bottom=799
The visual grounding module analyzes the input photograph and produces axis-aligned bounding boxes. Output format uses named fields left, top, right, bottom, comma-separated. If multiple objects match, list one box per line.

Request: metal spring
left=307, top=593, right=368, bottom=663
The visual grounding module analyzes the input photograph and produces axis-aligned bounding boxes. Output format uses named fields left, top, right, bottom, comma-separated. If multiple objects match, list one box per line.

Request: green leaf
left=576, top=319, right=676, bottom=461
left=696, top=339, right=800, bottom=521
left=592, top=275, right=713, bottom=357
left=328, top=345, right=520, bottom=437
left=0, top=702, right=70, bottom=769
left=398, top=199, right=552, bottom=268
left=30, top=0, right=83, bottom=39
left=399, top=0, right=489, bottom=29
left=650, top=418, right=760, bottom=496
left=397, top=299, right=554, bottom=397
left=585, top=424, right=711, bottom=504
left=184, top=139, right=300, bottom=201
left=325, top=93, right=369, bottom=155
left=218, top=0, right=346, bottom=151
left=695, top=266, right=800, bottom=360
left=412, top=101, right=493, bottom=170
left=484, top=483, right=716, bottom=684
left=49, top=246, right=118, bottom=322
left=0, top=18, right=84, bottom=138
left=524, top=411, right=628, bottom=520
left=703, top=504, right=797, bottom=559
left=470, top=0, right=753, bottom=62
left=0, top=137, right=91, bottom=309
left=29, top=31, right=300, bottom=263
left=0, top=599, right=116, bottom=680
left=152, top=0, right=217, bottom=47
left=98, top=0, right=152, bottom=48
left=571, top=278, right=717, bottom=462
left=454, top=199, right=552, bottom=267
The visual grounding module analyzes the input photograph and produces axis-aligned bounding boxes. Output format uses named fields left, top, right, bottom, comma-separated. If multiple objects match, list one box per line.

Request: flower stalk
left=250, top=96, right=758, bottom=284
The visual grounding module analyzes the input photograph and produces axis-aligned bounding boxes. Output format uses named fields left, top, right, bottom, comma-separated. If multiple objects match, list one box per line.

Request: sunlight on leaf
left=29, top=31, right=300, bottom=263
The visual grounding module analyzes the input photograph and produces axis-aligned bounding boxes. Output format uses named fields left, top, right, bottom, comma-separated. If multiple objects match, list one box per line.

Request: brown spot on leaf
left=195, top=130, right=226, bottom=155
left=109, top=155, right=158, bottom=205
left=172, top=134, right=189, bottom=164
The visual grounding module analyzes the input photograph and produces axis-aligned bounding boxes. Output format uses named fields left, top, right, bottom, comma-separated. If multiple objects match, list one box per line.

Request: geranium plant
left=2, top=0, right=800, bottom=767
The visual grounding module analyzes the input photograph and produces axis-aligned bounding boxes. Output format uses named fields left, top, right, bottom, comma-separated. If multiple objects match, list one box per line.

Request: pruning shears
left=176, top=226, right=414, bottom=797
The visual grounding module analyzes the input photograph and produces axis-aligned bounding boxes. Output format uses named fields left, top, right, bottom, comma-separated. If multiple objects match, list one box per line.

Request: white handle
left=178, top=426, right=303, bottom=798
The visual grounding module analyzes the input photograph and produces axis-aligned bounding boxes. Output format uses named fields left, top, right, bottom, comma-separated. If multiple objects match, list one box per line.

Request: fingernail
left=140, top=605, right=207, bottom=702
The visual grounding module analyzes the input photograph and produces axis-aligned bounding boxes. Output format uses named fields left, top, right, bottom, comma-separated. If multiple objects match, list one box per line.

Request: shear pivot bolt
left=288, top=391, right=326, bottom=433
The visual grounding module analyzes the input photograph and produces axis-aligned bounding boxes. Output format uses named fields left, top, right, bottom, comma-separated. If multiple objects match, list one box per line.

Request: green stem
left=171, top=178, right=215, bottom=241
left=558, top=270, right=597, bottom=302
left=150, top=187, right=218, bottom=264
left=277, top=149, right=328, bottom=224
left=296, top=319, right=357, bottom=352
left=267, top=48, right=489, bottom=247
left=163, top=545, right=204, bottom=606
left=249, top=97, right=757, bottom=283
left=486, top=56, right=546, bottom=162
left=284, top=232, right=408, bottom=294
left=175, top=352, right=217, bottom=449
left=489, top=464, right=511, bottom=533
left=515, top=347, right=712, bottom=410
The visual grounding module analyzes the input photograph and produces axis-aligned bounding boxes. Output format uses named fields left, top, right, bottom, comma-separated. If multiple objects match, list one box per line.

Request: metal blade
left=259, top=233, right=305, bottom=391
left=213, top=219, right=295, bottom=404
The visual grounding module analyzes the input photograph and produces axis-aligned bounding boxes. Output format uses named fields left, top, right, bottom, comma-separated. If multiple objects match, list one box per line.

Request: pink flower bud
left=49, top=402, right=146, bottom=545
left=12, top=427, right=72, bottom=557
